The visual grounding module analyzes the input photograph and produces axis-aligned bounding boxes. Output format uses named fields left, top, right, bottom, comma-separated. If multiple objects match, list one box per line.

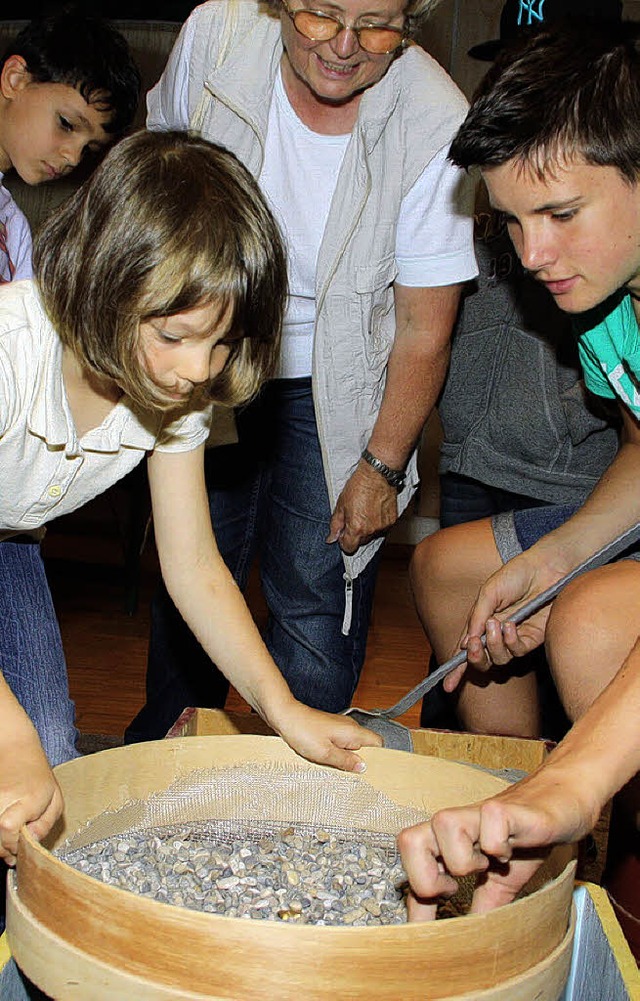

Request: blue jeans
left=0, top=959, right=48, bottom=1001
left=439, top=471, right=549, bottom=529
left=126, top=379, right=382, bottom=741
left=0, top=541, right=78, bottom=766
left=0, top=540, right=78, bottom=937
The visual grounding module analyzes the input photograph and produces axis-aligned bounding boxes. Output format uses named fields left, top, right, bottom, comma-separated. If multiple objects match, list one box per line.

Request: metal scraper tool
left=343, top=521, right=640, bottom=751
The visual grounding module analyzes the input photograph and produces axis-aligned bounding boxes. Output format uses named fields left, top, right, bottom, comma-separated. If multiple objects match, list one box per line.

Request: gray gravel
left=57, top=821, right=411, bottom=926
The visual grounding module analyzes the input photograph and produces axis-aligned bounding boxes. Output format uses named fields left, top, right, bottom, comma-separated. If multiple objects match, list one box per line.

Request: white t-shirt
left=0, top=176, right=32, bottom=284
left=0, top=281, right=212, bottom=539
left=260, top=70, right=475, bottom=377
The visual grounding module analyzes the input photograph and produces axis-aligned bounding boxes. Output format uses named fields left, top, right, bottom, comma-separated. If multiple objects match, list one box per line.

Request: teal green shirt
left=577, top=295, right=640, bottom=418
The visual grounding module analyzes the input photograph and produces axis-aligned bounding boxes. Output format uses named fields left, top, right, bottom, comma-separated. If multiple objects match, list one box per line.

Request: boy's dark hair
left=450, top=20, right=640, bottom=183
left=1, top=9, right=140, bottom=135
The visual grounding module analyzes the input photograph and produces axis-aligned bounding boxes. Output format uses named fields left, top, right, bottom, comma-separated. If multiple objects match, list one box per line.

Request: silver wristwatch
left=360, top=448, right=406, bottom=491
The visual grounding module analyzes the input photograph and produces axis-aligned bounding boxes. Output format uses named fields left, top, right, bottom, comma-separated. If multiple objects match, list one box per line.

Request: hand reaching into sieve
left=0, top=681, right=63, bottom=866
left=397, top=770, right=581, bottom=919
left=399, top=634, right=640, bottom=918
left=272, top=700, right=383, bottom=772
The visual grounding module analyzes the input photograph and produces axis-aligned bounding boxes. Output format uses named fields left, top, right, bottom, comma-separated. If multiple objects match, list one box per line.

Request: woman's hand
left=274, top=701, right=383, bottom=772
left=328, top=463, right=398, bottom=555
left=0, top=727, right=63, bottom=865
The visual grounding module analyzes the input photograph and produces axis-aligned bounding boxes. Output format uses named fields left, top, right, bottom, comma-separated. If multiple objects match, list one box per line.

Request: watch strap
left=360, top=448, right=406, bottom=490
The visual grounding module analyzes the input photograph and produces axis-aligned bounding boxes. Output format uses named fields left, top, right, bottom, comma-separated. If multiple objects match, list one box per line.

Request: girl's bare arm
left=147, top=445, right=381, bottom=771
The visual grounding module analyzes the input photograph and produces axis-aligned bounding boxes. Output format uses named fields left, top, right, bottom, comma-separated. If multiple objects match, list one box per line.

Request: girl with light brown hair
left=0, top=128, right=379, bottom=873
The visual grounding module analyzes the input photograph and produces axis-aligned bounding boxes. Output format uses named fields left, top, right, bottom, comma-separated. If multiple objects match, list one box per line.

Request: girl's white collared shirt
left=0, top=280, right=212, bottom=540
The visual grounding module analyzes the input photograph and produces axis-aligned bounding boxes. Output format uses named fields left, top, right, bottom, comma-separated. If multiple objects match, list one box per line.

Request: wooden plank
left=168, top=707, right=275, bottom=738
left=0, top=931, right=10, bottom=973
left=180, top=708, right=550, bottom=773
left=411, top=726, right=550, bottom=772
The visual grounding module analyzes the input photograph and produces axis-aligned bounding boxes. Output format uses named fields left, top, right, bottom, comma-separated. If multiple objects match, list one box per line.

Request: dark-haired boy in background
left=0, top=8, right=140, bottom=282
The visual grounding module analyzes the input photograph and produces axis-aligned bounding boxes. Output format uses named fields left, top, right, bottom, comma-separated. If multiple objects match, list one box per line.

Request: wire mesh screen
left=60, top=762, right=431, bottom=852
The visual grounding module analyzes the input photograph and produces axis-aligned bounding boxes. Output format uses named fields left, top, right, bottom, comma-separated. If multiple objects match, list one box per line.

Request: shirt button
left=48, top=485, right=62, bottom=498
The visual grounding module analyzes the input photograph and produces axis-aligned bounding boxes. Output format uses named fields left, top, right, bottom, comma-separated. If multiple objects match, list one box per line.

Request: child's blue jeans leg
left=0, top=958, right=48, bottom=1001
left=0, top=540, right=78, bottom=767
left=0, top=539, right=78, bottom=938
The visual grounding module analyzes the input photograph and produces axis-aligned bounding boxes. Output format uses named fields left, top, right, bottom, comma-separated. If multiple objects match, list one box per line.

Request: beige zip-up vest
left=185, top=0, right=469, bottom=606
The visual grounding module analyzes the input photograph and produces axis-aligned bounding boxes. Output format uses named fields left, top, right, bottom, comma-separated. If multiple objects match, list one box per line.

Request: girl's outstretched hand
left=0, top=728, right=64, bottom=866
left=274, top=701, right=383, bottom=772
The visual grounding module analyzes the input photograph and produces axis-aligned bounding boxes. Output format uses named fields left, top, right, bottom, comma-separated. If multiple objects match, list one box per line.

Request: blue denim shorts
left=493, top=503, right=640, bottom=563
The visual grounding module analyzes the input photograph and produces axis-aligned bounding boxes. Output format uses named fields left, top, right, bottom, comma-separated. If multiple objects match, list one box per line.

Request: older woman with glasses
left=126, top=0, right=477, bottom=742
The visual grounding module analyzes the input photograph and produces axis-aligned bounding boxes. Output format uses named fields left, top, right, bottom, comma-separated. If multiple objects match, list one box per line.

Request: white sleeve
left=0, top=342, right=12, bottom=436
left=146, top=13, right=199, bottom=131
left=8, top=209, right=33, bottom=282
left=395, top=144, right=477, bottom=288
left=154, top=404, right=214, bottom=452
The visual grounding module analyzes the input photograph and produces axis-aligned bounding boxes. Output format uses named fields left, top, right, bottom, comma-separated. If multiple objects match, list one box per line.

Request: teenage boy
left=400, top=21, right=640, bottom=917
left=418, top=0, right=622, bottom=737
left=0, top=9, right=140, bottom=282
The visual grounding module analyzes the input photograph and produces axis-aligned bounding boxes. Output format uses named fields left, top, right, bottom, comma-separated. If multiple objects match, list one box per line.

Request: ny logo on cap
left=518, top=0, right=546, bottom=26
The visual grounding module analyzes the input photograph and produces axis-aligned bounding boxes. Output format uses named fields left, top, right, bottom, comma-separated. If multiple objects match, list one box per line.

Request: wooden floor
left=42, top=519, right=430, bottom=739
